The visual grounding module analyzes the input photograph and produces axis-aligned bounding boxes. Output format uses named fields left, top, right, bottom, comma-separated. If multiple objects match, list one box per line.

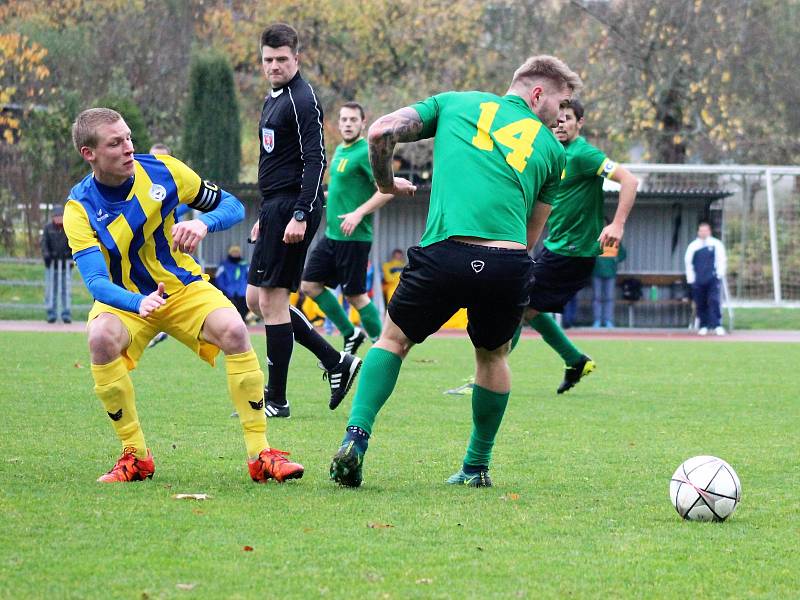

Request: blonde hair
left=71, top=108, right=123, bottom=152
left=511, top=55, right=583, bottom=93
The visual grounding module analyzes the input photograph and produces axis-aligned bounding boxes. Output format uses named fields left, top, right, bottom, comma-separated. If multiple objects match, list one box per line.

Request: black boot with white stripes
left=324, top=352, right=362, bottom=410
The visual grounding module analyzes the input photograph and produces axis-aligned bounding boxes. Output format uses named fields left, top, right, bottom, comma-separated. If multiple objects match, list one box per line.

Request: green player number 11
left=471, top=102, right=542, bottom=173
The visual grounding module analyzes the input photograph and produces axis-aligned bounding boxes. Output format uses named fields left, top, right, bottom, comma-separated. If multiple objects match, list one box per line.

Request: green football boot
left=446, top=467, right=492, bottom=488
left=330, top=438, right=366, bottom=488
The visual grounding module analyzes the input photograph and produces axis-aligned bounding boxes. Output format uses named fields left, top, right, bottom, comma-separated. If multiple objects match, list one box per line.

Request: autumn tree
left=0, top=32, right=50, bottom=143
left=570, top=0, right=759, bottom=163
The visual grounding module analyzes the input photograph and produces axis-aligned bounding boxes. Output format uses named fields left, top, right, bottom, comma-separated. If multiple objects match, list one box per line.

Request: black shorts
left=388, top=240, right=534, bottom=350
left=248, top=192, right=323, bottom=292
left=302, top=236, right=372, bottom=296
left=528, top=247, right=595, bottom=313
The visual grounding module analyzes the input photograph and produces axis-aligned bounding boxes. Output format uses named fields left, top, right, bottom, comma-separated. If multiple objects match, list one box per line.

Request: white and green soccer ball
left=670, top=456, right=741, bottom=521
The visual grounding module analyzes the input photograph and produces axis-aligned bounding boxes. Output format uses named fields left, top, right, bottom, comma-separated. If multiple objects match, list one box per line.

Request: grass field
left=1, top=332, right=798, bottom=599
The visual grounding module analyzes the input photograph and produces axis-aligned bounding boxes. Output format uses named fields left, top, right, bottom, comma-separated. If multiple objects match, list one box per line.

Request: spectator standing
left=592, top=240, right=626, bottom=328
left=41, top=205, right=73, bottom=323
left=685, top=221, right=726, bottom=336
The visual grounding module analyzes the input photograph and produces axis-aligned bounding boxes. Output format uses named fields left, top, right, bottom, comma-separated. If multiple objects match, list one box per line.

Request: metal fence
left=618, top=164, right=800, bottom=306
left=2, top=164, right=799, bottom=318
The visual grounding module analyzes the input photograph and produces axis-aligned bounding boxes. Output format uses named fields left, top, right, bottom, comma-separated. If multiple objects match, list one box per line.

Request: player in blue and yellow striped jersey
left=65, top=108, right=303, bottom=484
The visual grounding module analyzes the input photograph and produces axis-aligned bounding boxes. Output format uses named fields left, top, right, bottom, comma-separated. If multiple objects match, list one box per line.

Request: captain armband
left=188, top=180, right=222, bottom=212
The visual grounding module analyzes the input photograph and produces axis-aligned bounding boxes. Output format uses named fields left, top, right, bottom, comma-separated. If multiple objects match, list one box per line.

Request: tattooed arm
left=367, top=107, right=423, bottom=196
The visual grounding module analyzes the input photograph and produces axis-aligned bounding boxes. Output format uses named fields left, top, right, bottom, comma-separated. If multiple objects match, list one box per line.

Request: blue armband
left=196, top=189, right=245, bottom=233
left=74, top=247, right=146, bottom=313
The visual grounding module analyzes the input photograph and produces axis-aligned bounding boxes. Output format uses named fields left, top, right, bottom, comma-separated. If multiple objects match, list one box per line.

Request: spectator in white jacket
left=685, top=221, right=727, bottom=335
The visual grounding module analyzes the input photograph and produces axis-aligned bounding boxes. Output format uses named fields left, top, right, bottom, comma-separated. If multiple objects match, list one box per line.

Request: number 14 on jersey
left=471, top=102, right=542, bottom=173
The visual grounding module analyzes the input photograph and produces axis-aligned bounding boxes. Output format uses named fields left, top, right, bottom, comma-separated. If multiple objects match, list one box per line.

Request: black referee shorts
left=302, top=236, right=372, bottom=296
left=527, top=247, right=596, bottom=313
left=248, top=192, right=323, bottom=292
left=387, top=240, right=534, bottom=350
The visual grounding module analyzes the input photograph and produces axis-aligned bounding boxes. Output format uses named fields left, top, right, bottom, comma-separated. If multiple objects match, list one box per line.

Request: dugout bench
left=617, top=274, right=692, bottom=328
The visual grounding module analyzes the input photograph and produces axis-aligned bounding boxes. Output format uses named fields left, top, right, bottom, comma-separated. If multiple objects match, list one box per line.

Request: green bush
left=182, top=50, right=241, bottom=182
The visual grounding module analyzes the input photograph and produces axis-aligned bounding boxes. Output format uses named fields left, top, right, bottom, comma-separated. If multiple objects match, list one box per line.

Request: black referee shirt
left=257, top=71, right=326, bottom=214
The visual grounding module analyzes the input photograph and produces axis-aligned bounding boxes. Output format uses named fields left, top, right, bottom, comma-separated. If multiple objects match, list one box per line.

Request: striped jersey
left=63, top=154, right=220, bottom=297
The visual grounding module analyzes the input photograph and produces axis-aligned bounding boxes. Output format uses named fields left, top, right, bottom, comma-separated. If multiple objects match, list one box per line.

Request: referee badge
left=262, top=127, right=275, bottom=153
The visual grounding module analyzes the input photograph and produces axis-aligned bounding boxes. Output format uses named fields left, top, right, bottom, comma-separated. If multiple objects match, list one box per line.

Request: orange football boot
left=248, top=448, right=304, bottom=483
left=97, top=447, right=155, bottom=483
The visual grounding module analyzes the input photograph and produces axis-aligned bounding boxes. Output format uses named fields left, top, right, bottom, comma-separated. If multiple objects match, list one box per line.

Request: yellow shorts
left=87, top=280, right=235, bottom=370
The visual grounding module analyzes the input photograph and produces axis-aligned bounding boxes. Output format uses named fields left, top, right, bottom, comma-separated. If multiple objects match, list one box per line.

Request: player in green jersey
left=523, top=98, right=638, bottom=393
left=300, top=102, right=393, bottom=370
left=329, top=55, right=582, bottom=488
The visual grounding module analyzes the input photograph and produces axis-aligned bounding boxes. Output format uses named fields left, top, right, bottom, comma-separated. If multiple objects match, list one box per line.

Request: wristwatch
left=293, top=210, right=306, bottom=222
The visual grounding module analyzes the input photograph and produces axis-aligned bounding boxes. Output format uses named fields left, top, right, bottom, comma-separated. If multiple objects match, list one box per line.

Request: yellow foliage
left=0, top=31, right=50, bottom=143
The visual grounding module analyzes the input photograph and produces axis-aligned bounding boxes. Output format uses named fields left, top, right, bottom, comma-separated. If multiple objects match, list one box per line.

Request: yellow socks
left=225, top=350, right=268, bottom=458
left=91, top=357, right=147, bottom=459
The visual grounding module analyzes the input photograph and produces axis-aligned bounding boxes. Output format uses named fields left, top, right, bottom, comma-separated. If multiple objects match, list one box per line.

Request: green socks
left=313, top=289, right=383, bottom=342
left=347, top=347, right=402, bottom=435
left=313, top=288, right=354, bottom=338
left=357, top=301, right=383, bottom=340
left=528, top=313, right=583, bottom=366
left=463, top=385, right=510, bottom=468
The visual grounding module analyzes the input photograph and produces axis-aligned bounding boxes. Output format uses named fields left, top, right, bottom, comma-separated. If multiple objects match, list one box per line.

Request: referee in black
left=246, top=23, right=361, bottom=418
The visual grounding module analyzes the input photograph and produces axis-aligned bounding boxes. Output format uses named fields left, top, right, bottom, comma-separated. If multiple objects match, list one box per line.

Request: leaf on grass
left=416, top=578, right=433, bottom=584
left=367, top=522, right=394, bottom=529
left=172, top=493, right=211, bottom=501
left=74, top=361, right=84, bottom=368
left=192, top=508, right=205, bottom=515
left=412, top=358, right=436, bottom=363
left=243, top=546, right=254, bottom=551
left=476, top=546, right=484, bottom=551
left=176, top=583, right=196, bottom=591
left=501, top=493, right=520, bottom=501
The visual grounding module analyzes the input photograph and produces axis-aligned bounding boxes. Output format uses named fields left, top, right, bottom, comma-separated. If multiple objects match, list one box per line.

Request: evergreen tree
left=182, top=51, right=241, bottom=183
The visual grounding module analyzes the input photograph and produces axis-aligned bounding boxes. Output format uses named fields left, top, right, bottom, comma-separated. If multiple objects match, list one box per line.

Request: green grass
left=732, top=307, right=800, bottom=330
left=0, top=261, right=92, bottom=320
left=1, top=333, right=798, bottom=599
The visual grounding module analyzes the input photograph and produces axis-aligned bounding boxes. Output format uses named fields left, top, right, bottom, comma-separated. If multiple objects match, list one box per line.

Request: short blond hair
left=511, top=55, right=583, bottom=93
left=71, top=108, right=123, bottom=152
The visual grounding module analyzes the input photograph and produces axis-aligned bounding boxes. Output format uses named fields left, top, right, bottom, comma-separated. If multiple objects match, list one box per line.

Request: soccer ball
left=670, top=455, right=741, bottom=521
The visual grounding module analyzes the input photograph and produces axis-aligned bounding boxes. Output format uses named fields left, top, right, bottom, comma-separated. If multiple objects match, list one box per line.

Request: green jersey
left=411, top=91, right=565, bottom=247
left=325, top=138, right=376, bottom=242
left=543, top=136, right=617, bottom=257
